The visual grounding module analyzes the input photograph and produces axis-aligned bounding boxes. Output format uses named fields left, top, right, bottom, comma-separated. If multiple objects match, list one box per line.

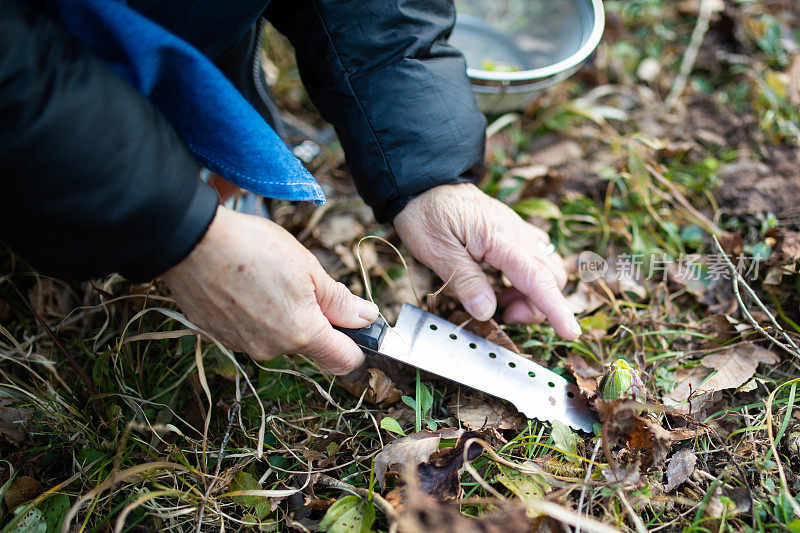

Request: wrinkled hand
left=394, top=183, right=581, bottom=340
left=162, top=206, right=379, bottom=374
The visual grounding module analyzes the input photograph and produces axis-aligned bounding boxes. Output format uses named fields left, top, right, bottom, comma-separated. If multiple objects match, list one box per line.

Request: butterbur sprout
left=600, top=359, right=646, bottom=402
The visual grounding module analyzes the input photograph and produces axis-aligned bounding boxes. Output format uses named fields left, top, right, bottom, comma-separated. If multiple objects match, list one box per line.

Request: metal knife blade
left=337, top=303, right=598, bottom=433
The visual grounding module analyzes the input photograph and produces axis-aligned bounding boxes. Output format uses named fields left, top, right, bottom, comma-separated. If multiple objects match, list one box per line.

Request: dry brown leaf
left=417, top=429, right=496, bottom=500
left=446, top=311, right=520, bottom=354
left=337, top=356, right=412, bottom=407
left=564, top=282, right=605, bottom=315
left=566, top=353, right=602, bottom=396
left=374, top=428, right=463, bottom=489
left=3, top=475, right=42, bottom=510
left=667, top=343, right=779, bottom=413
left=528, top=139, right=583, bottom=168
left=595, top=400, right=671, bottom=472
left=509, top=164, right=548, bottom=180
left=663, top=449, right=697, bottom=492
left=696, top=344, right=779, bottom=394
left=367, top=368, right=403, bottom=405
left=447, top=393, right=525, bottom=430
left=0, top=398, right=32, bottom=444
left=707, top=486, right=752, bottom=518
left=314, top=214, right=363, bottom=248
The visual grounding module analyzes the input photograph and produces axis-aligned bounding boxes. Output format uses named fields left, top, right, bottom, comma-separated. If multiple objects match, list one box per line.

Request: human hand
left=393, top=183, right=581, bottom=340
left=161, top=206, right=379, bottom=374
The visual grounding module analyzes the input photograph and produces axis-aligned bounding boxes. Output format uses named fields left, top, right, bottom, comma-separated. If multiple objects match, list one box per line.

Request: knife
left=335, top=303, right=598, bottom=433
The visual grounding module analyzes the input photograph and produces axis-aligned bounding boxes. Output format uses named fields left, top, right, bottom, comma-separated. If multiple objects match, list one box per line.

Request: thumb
left=302, top=310, right=366, bottom=375
left=312, top=269, right=379, bottom=328
left=429, top=249, right=496, bottom=321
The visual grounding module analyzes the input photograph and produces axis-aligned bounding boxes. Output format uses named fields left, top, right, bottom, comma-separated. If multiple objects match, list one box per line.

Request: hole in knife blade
left=528, top=371, right=536, bottom=378
left=567, top=391, right=575, bottom=398
left=547, top=381, right=555, bottom=387
left=508, top=362, right=516, bottom=368
left=489, top=352, right=497, bottom=358
left=429, top=324, right=438, bottom=330
left=449, top=333, right=457, bottom=339
left=469, top=342, right=477, bottom=349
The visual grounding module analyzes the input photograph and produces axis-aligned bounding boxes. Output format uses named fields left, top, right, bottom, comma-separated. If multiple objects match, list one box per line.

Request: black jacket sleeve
left=265, top=0, right=487, bottom=223
left=0, top=1, right=219, bottom=281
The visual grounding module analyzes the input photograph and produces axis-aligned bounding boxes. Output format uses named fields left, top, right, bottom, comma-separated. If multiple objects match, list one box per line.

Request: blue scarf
left=47, top=0, right=325, bottom=204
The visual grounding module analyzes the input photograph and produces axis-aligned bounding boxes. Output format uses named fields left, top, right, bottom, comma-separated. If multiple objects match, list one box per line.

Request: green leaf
left=401, top=395, right=416, bottom=410
left=786, top=519, right=800, bottom=533
left=513, top=197, right=562, bottom=220
left=319, top=495, right=375, bottom=533
left=229, top=471, right=262, bottom=508
left=418, top=384, right=434, bottom=416
left=550, top=421, right=579, bottom=463
left=425, top=419, right=437, bottom=431
left=40, top=493, right=70, bottom=533
left=380, top=417, right=406, bottom=436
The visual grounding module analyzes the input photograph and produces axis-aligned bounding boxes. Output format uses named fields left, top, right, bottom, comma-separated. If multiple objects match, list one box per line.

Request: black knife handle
left=333, top=316, right=389, bottom=353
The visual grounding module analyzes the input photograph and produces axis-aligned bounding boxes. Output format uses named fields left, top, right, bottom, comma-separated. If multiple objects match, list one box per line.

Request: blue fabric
left=45, top=0, right=325, bottom=204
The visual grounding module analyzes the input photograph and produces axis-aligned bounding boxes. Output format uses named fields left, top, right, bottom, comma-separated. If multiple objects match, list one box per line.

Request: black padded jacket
left=0, top=0, right=486, bottom=281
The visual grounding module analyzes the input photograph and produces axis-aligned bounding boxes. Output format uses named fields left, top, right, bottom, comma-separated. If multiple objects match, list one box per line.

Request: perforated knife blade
left=336, top=303, right=597, bottom=433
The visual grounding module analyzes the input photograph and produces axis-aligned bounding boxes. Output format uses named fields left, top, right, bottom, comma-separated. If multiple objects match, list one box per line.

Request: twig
left=711, top=236, right=800, bottom=357
left=666, top=0, right=714, bottom=107
left=195, top=402, right=240, bottom=533
left=576, top=439, right=602, bottom=533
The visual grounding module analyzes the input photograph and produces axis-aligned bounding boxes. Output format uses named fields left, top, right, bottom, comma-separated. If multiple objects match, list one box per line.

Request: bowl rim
left=462, top=0, right=605, bottom=84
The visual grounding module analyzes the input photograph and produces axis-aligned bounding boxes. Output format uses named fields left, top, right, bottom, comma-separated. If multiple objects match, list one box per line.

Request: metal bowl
left=450, top=0, right=605, bottom=114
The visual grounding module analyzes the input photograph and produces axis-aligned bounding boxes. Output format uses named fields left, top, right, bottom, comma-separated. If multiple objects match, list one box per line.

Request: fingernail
left=357, top=299, right=379, bottom=323
left=466, top=293, right=495, bottom=321
left=569, top=318, right=582, bottom=338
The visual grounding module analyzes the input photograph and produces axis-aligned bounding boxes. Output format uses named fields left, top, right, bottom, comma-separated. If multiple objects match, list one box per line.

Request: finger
left=312, top=268, right=379, bottom=329
left=301, top=312, right=366, bottom=375
left=525, top=226, right=567, bottom=289
left=503, top=299, right=546, bottom=324
left=485, top=241, right=581, bottom=340
left=427, top=248, right=497, bottom=321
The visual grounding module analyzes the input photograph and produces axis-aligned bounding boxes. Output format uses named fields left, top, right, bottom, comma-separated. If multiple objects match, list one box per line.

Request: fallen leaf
left=706, top=486, right=752, bottom=518
left=446, top=311, right=520, bottom=354
left=366, top=368, right=403, bottom=405
left=697, top=344, right=779, bottom=394
left=528, top=139, right=583, bottom=168
left=337, top=358, right=411, bottom=407
left=4, top=476, right=43, bottom=510
left=397, top=484, right=533, bottom=533
left=509, top=164, right=548, bottom=180
left=565, top=282, right=605, bottom=315
left=447, top=393, right=525, bottom=431
left=566, top=352, right=601, bottom=395
left=373, top=428, right=463, bottom=490
left=595, top=400, right=672, bottom=472
left=416, top=429, right=497, bottom=500
left=663, top=449, right=697, bottom=492
left=314, top=214, right=363, bottom=248
left=0, top=399, right=32, bottom=444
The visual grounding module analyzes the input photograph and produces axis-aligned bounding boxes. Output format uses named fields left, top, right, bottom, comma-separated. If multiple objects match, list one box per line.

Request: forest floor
left=2, top=1, right=800, bottom=532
